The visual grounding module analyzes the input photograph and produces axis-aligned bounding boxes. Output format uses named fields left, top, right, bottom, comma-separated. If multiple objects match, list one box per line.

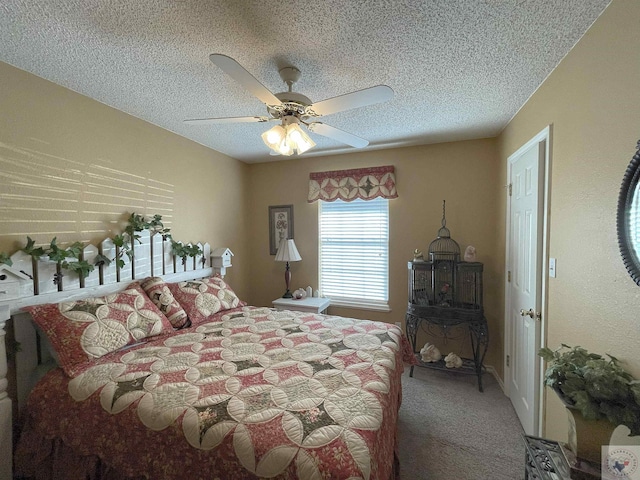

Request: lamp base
left=283, top=261, right=293, bottom=298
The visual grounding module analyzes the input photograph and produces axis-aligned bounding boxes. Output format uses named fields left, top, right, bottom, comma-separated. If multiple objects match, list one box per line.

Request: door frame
left=503, top=125, right=552, bottom=436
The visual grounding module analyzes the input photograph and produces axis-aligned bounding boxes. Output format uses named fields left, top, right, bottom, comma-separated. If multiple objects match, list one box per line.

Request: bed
left=1, top=238, right=414, bottom=480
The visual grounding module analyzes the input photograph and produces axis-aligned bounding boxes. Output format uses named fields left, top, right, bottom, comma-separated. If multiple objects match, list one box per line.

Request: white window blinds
left=318, top=197, right=389, bottom=308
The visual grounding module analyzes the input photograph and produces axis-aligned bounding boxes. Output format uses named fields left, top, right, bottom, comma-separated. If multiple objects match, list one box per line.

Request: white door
left=507, top=138, right=545, bottom=435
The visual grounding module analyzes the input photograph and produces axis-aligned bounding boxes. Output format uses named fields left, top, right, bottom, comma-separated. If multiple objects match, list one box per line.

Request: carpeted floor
left=397, top=366, right=526, bottom=479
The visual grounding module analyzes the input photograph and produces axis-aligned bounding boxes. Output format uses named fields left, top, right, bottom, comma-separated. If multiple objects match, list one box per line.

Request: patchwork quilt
left=17, top=306, right=414, bottom=480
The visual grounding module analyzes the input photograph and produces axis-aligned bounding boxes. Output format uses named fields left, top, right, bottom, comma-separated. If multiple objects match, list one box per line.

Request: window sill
left=328, top=300, right=391, bottom=313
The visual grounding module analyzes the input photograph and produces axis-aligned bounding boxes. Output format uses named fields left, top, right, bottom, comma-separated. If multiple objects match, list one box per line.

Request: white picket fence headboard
left=0, top=232, right=232, bottom=311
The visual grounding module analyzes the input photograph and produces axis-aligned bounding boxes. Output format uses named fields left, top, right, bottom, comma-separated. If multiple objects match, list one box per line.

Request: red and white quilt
left=17, top=306, right=414, bottom=479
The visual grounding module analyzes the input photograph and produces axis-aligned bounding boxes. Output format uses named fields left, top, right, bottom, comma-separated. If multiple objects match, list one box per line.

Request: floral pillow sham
left=168, top=276, right=244, bottom=326
left=25, top=282, right=174, bottom=376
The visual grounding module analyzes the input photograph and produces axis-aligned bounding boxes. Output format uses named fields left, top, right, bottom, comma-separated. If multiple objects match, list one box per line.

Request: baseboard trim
left=485, top=364, right=505, bottom=393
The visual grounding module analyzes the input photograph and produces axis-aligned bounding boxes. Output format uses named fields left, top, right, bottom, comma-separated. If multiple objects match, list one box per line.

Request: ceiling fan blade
left=307, top=122, right=369, bottom=148
left=184, top=116, right=272, bottom=125
left=209, top=54, right=282, bottom=107
left=309, top=85, right=394, bottom=117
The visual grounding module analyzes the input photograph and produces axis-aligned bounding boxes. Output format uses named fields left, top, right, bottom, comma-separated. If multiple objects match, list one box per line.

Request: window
left=318, top=197, right=389, bottom=310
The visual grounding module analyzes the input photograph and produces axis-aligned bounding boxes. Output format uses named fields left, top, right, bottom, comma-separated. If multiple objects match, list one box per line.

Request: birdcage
left=428, top=200, right=460, bottom=263
left=426, top=200, right=460, bottom=308
left=407, top=201, right=483, bottom=322
left=407, top=261, right=483, bottom=312
left=455, top=261, right=483, bottom=311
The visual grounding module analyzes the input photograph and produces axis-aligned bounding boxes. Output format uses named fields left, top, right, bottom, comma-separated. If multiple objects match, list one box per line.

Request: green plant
left=62, top=259, right=95, bottom=279
left=21, top=236, right=46, bottom=261
left=539, top=344, right=640, bottom=435
left=124, top=212, right=148, bottom=243
left=124, top=212, right=171, bottom=241
left=0, top=252, right=12, bottom=266
left=44, top=238, right=95, bottom=282
left=112, top=234, right=133, bottom=269
left=171, top=240, right=202, bottom=266
left=101, top=213, right=170, bottom=269
left=47, top=238, right=83, bottom=263
left=148, top=214, right=171, bottom=239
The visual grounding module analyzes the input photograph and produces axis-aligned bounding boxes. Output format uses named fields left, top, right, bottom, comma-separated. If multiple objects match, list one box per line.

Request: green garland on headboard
left=2, top=212, right=198, bottom=280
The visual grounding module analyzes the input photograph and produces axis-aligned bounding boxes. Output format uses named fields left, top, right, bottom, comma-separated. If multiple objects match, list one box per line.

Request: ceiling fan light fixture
left=261, top=124, right=286, bottom=151
left=285, top=123, right=315, bottom=154
left=278, top=141, right=293, bottom=156
left=262, top=120, right=315, bottom=156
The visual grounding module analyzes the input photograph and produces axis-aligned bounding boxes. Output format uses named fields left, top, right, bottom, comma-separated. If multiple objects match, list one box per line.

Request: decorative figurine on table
left=464, top=245, right=477, bottom=262
left=437, top=282, right=451, bottom=306
left=445, top=352, right=463, bottom=368
left=420, top=343, right=442, bottom=363
left=413, top=249, right=425, bottom=262
left=292, top=288, right=307, bottom=299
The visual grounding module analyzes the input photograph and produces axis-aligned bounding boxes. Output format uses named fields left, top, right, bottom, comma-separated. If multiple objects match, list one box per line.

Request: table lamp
left=275, top=238, right=302, bottom=298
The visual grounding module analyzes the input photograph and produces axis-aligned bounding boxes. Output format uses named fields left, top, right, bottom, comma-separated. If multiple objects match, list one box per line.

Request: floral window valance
left=307, top=165, right=398, bottom=203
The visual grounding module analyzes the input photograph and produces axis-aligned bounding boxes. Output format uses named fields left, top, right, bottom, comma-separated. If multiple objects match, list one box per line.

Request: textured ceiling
left=0, top=0, right=610, bottom=163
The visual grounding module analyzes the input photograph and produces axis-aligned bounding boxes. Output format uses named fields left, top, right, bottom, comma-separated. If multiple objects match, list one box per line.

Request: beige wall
left=247, top=139, right=504, bottom=373
left=497, top=0, right=640, bottom=442
left=0, top=61, right=250, bottom=299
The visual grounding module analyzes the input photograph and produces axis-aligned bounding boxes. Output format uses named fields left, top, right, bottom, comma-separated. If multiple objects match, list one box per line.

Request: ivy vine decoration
left=47, top=237, right=82, bottom=263
left=20, top=237, right=47, bottom=293
left=171, top=241, right=203, bottom=266
left=19, top=237, right=96, bottom=288
left=49, top=240, right=68, bottom=289
left=124, top=213, right=149, bottom=244
left=99, top=213, right=171, bottom=270
left=112, top=234, right=134, bottom=270
left=48, top=238, right=93, bottom=284
left=148, top=214, right=171, bottom=240
left=21, top=236, right=46, bottom=261
left=13, top=213, right=172, bottom=283
left=62, top=259, right=95, bottom=280
left=0, top=252, right=12, bottom=266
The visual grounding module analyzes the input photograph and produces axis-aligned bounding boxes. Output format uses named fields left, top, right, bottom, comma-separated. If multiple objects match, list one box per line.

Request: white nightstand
left=272, top=297, right=331, bottom=314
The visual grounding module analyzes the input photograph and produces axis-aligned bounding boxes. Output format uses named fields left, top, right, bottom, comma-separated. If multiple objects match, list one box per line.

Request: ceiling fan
left=185, top=54, right=394, bottom=156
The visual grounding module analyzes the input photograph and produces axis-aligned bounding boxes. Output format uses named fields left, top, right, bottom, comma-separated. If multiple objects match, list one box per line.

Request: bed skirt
left=15, top=430, right=144, bottom=480
left=15, top=421, right=401, bottom=480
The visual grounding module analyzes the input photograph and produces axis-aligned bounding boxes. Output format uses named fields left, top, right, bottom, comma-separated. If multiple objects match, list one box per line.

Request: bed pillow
left=140, top=276, right=190, bottom=329
left=168, top=276, right=244, bottom=326
left=24, top=282, right=174, bottom=376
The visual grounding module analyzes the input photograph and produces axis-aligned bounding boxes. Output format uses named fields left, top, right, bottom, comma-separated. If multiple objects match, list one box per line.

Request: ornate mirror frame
left=617, top=140, right=640, bottom=286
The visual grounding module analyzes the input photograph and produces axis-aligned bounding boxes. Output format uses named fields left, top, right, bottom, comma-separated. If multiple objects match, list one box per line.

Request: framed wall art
left=269, top=205, right=294, bottom=255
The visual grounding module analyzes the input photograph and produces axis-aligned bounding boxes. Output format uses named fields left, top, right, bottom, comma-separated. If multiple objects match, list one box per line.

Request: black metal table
left=405, top=305, right=488, bottom=392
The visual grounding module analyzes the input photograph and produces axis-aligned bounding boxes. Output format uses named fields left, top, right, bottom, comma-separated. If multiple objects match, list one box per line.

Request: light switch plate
left=549, top=258, right=557, bottom=278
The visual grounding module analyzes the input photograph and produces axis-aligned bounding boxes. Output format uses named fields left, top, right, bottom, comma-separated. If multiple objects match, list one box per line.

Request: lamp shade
left=275, top=238, right=302, bottom=262
left=261, top=125, right=286, bottom=151
left=261, top=118, right=316, bottom=156
left=285, top=123, right=316, bottom=154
